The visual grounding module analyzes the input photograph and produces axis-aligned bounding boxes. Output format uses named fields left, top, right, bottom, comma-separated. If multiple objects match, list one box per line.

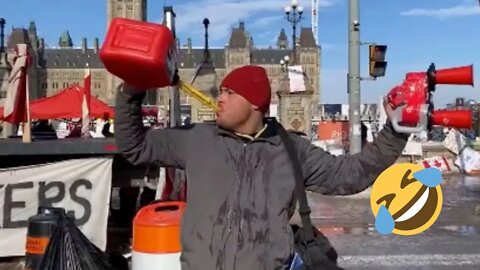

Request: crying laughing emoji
left=370, top=163, right=443, bottom=236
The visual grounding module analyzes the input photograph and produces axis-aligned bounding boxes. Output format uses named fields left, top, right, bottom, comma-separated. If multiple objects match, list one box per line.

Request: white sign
left=455, top=147, right=480, bottom=174
left=442, top=129, right=467, bottom=155
left=377, top=97, right=388, bottom=132
left=402, top=138, right=423, bottom=156
left=0, top=158, right=113, bottom=257
left=327, top=147, right=345, bottom=156
left=287, top=65, right=306, bottom=93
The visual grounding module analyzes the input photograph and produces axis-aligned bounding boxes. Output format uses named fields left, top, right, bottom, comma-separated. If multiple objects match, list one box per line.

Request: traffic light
left=369, top=45, right=387, bottom=78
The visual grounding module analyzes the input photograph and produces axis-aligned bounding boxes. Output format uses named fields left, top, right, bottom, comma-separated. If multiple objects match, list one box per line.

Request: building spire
left=277, top=28, right=288, bottom=49
left=59, top=30, right=73, bottom=48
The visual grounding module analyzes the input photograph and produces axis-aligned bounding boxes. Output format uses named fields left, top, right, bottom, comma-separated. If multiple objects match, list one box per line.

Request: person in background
left=102, top=113, right=114, bottom=137
left=32, top=120, right=58, bottom=140
left=361, top=122, right=368, bottom=147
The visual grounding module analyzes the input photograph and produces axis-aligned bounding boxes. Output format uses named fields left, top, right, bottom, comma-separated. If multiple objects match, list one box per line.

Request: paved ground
left=2, top=174, right=479, bottom=270
left=300, top=174, right=480, bottom=269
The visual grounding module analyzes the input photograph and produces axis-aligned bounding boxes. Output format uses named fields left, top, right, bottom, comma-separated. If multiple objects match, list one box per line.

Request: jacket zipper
left=230, top=142, right=248, bottom=266
left=238, top=143, right=247, bottom=244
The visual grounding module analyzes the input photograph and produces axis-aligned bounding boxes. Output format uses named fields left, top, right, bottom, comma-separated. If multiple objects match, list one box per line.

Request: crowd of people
left=9, top=112, right=173, bottom=140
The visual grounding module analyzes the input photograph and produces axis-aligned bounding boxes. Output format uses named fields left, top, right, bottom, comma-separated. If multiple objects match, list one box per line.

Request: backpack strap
left=272, top=119, right=316, bottom=244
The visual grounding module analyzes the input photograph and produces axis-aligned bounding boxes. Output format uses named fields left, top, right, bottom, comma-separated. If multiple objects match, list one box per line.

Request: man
left=101, top=112, right=114, bottom=137
left=32, top=120, right=58, bottom=140
left=361, top=121, right=368, bottom=147
left=115, top=65, right=409, bottom=269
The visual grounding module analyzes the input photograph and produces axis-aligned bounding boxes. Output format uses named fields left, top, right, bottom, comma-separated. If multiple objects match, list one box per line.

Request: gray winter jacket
left=115, top=85, right=408, bottom=270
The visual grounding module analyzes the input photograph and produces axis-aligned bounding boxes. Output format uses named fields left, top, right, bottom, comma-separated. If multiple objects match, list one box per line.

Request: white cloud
left=320, top=43, right=339, bottom=51
left=401, top=3, right=480, bottom=19
left=168, top=0, right=342, bottom=43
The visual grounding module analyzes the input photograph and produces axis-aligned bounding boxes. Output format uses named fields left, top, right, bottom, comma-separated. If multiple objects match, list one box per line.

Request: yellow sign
left=370, top=163, right=443, bottom=236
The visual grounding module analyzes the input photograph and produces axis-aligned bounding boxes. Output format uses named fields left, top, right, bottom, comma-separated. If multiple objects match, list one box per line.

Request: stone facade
left=107, top=0, right=147, bottom=27
left=277, top=71, right=315, bottom=137
left=106, top=0, right=148, bottom=104
left=0, top=0, right=321, bottom=123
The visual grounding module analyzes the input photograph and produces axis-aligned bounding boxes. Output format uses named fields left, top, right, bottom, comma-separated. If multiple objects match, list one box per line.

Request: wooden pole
left=22, top=73, right=31, bottom=143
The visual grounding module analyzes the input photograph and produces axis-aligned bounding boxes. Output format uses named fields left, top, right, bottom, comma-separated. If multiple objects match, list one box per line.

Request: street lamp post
left=0, top=18, right=5, bottom=54
left=280, top=55, right=290, bottom=73
left=348, top=0, right=362, bottom=154
left=203, top=18, right=210, bottom=63
left=277, top=55, right=291, bottom=123
left=284, top=0, right=303, bottom=64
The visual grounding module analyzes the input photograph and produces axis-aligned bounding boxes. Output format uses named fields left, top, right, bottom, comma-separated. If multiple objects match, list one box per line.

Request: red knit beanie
left=220, top=65, right=271, bottom=113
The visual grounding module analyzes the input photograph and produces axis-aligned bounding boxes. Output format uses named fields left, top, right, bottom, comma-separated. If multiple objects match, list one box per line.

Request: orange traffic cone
left=435, top=65, right=474, bottom=86
left=431, top=109, right=472, bottom=129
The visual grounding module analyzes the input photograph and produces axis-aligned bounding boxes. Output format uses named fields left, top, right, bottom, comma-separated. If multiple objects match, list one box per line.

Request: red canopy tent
left=0, top=84, right=114, bottom=120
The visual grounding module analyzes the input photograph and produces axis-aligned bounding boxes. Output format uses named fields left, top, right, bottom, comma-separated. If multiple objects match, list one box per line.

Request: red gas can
left=100, top=18, right=177, bottom=89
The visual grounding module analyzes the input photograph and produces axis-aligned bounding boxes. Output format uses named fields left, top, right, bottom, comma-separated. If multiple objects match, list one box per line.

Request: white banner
left=287, top=65, right=306, bottom=93
left=0, top=158, right=113, bottom=257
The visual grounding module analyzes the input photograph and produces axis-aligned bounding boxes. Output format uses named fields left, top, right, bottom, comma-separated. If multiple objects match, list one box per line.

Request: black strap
left=273, top=119, right=316, bottom=244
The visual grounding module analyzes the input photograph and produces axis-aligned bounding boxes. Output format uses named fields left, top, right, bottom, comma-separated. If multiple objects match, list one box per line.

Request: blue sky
left=3, top=0, right=480, bottom=106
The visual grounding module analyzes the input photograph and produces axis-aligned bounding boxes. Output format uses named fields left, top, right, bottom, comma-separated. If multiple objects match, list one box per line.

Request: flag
left=81, top=68, right=91, bottom=137
left=156, top=167, right=187, bottom=201
left=2, top=44, right=29, bottom=124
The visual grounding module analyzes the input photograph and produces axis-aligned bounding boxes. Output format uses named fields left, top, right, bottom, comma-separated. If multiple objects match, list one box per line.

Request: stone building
left=0, top=23, right=110, bottom=106
left=0, top=0, right=321, bottom=125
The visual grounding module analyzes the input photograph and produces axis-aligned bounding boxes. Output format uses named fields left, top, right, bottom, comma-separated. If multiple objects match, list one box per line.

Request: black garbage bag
left=37, top=209, right=116, bottom=270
